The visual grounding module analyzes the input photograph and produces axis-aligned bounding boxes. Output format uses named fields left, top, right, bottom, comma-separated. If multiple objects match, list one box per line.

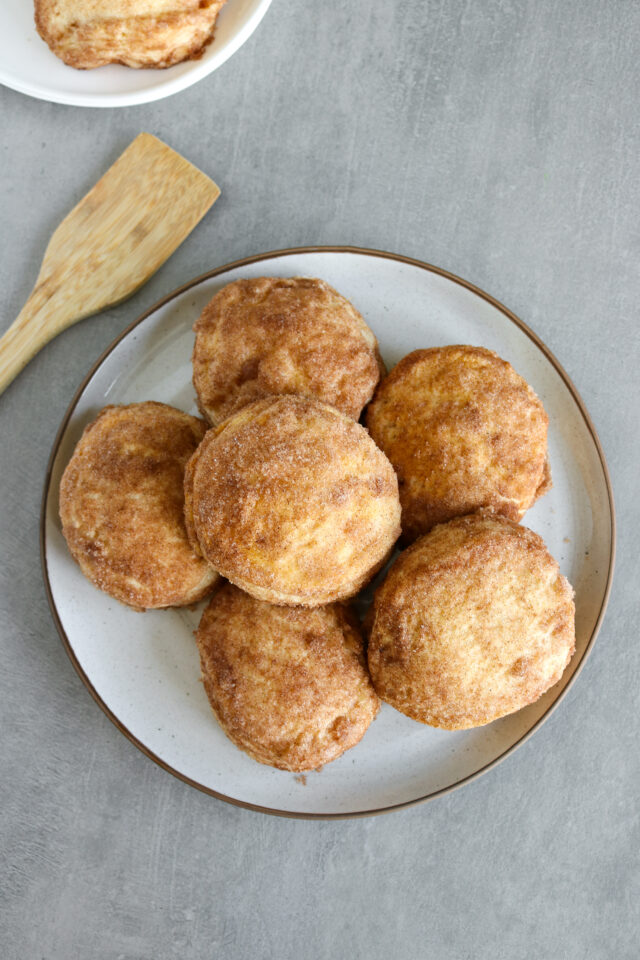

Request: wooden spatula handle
left=0, top=292, right=62, bottom=395
left=0, top=134, right=219, bottom=398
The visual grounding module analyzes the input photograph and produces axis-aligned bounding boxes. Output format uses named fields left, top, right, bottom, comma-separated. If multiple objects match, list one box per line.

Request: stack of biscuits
left=60, top=276, right=576, bottom=772
left=35, top=0, right=229, bottom=70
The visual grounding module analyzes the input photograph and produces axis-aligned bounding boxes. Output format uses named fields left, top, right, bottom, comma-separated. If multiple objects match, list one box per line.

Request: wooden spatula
left=0, top=133, right=220, bottom=395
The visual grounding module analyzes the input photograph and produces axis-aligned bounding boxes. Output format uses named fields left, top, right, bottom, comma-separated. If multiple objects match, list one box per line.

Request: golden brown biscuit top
left=59, top=402, right=217, bottom=610
left=186, top=395, right=401, bottom=605
left=192, top=276, right=385, bottom=423
left=35, top=0, right=227, bottom=70
left=366, top=345, right=550, bottom=541
left=196, top=583, right=380, bottom=771
left=368, top=513, right=575, bottom=729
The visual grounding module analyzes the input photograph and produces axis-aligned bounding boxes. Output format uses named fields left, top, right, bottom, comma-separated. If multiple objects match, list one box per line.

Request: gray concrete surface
left=1, top=1, right=639, bottom=957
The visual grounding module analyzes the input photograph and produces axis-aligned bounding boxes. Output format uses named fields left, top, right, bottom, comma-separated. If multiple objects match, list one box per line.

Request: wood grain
left=0, top=133, right=219, bottom=394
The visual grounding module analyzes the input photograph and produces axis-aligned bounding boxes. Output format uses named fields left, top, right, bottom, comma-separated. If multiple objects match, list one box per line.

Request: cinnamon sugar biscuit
left=366, top=346, right=551, bottom=543
left=196, top=583, right=380, bottom=771
left=35, top=0, right=227, bottom=70
left=185, top=395, right=401, bottom=606
left=60, top=402, right=218, bottom=611
left=192, top=277, right=385, bottom=424
left=368, top=513, right=575, bottom=730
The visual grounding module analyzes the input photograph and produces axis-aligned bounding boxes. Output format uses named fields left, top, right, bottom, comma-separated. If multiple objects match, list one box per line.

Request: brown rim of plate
left=39, top=245, right=616, bottom=821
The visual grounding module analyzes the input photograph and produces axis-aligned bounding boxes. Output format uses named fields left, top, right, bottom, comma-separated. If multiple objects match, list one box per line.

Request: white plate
left=0, top=0, right=272, bottom=107
left=41, top=247, right=615, bottom=818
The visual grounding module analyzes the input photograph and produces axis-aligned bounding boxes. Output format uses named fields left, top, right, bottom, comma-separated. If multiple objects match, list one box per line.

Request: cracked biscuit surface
left=185, top=394, right=401, bottom=606
left=366, top=345, right=551, bottom=543
left=59, top=402, right=218, bottom=610
left=192, top=276, right=385, bottom=424
left=196, top=583, right=380, bottom=771
left=35, top=0, right=227, bottom=70
left=368, top=513, right=575, bottom=730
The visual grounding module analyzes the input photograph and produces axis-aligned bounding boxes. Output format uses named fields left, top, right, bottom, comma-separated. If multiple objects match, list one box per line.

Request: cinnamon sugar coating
left=368, top=513, right=575, bottom=730
left=35, top=0, right=227, bottom=70
left=196, top=583, right=380, bottom=771
left=59, top=402, right=218, bottom=610
left=192, top=276, right=385, bottom=424
left=366, top=345, right=551, bottom=543
left=185, top=394, right=401, bottom=606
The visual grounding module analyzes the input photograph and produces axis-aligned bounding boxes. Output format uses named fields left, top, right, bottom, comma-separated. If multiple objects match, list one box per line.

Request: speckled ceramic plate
left=0, top=0, right=271, bottom=108
left=41, top=247, right=615, bottom=818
